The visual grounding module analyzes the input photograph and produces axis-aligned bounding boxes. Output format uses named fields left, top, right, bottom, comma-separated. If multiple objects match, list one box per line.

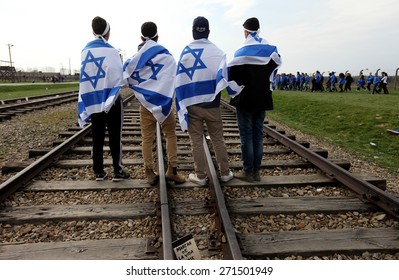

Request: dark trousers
left=236, top=108, right=265, bottom=173
left=91, top=96, right=123, bottom=174
left=380, top=83, right=389, bottom=94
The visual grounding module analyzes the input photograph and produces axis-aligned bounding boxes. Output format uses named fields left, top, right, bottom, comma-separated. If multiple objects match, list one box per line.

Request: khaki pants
left=140, top=106, right=178, bottom=170
left=187, top=106, right=230, bottom=179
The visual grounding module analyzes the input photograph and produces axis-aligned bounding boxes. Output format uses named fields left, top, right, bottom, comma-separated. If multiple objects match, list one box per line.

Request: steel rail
left=203, top=136, right=244, bottom=260
left=156, top=123, right=175, bottom=260
left=0, top=91, right=77, bottom=105
left=0, top=94, right=135, bottom=203
left=222, top=99, right=399, bottom=218
left=0, top=124, right=91, bottom=202
left=264, top=124, right=399, bottom=218
left=0, top=92, right=77, bottom=113
left=220, top=99, right=399, bottom=219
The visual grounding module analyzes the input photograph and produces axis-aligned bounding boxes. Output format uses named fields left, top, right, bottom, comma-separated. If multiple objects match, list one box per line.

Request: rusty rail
left=157, top=122, right=175, bottom=260
left=221, top=100, right=399, bottom=219
left=0, top=94, right=134, bottom=202
left=203, top=136, right=244, bottom=260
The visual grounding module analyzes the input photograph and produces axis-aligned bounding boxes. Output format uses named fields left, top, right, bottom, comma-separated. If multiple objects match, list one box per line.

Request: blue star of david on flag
left=130, top=59, right=164, bottom=84
left=130, top=71, right=145, bottom=84
left=177, top=46, right=207, bottom=80
left=80, top=50, right=106, bottom=88
left=175, top=39, right=244, bottom=131
left=148, top=60, right=163, bottom=80
left=123, top=40, right=177, bottom=124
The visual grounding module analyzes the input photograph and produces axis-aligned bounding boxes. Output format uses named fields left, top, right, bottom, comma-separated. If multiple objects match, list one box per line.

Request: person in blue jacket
left=329, top=72, right=337, bottom=92
left=366, top=73, right=374, bottom=92
left=372, top=74, right=381, bottom=94
left=314, top=71, right=322, bottom=92
left=338, top=73, right=345, bottom=92
left=356, top=75, right=366, bottom=91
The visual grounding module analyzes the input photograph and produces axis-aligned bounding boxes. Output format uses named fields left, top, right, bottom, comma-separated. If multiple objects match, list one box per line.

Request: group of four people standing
left=78, top=15, right=282, bottom=185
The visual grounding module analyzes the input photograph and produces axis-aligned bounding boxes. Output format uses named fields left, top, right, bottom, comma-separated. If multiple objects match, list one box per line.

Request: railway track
left=0, top=95, right=398, bottom=260
left=0, top=91, right=78, bottom=122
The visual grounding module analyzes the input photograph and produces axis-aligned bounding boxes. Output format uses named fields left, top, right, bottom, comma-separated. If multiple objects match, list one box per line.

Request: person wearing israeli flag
left=78, top=16, right=129, bottom=182
left=123, top=22, right=185, bottom=186
left=228, top=17, right=282, bottom=183
left=175, top=16, right=242, bottom=185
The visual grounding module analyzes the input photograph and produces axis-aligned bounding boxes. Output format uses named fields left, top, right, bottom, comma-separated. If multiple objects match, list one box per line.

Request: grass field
left=222, top=86, right=398, bottom=175
left=0, top=83, right=79, bottom=100
left=267, top=88, right=399, bottom=175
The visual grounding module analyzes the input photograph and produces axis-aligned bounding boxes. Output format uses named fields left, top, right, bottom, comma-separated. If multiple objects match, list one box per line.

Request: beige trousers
left=140, top=106, right=178, bottom=169
left=187, top=105, right=230, bottom=179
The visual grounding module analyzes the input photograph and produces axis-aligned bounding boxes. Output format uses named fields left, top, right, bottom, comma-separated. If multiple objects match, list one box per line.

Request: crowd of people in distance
left=274, top=70, right=390, bottom=94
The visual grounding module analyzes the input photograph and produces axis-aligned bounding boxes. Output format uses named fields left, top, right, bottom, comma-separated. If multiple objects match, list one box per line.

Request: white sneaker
left=220, top=170, right=234, bottom=182
left=189, top=173, right=207, bottom=185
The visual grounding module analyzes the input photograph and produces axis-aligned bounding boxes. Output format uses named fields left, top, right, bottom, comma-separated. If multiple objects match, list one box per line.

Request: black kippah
left=243, top=17, right=260, bottom=31
left=141, top=22, right=157, bottom=38
left=92, top=16, right=107, bottom=35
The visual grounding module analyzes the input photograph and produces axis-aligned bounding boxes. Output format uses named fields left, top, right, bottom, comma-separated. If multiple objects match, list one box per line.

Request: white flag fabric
left=228, top=32, right=282, bottom=86
left=123, top=40, right=176, bottom=124
left=78, top=39, right=125, bottom=127
left=175, top=39, right=243, bottom=131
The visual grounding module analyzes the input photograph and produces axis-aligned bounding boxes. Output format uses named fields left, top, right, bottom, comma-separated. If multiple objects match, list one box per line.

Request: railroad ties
left=0, top=96, right=398, bottom=260
left=0, top=92, right=77, bottom=122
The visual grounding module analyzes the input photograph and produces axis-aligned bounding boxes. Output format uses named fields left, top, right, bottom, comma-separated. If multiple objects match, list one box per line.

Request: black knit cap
left=141, top=21, right=157, bottom=38
left=192, top=16, right=209, bottom=39
left=243, top=17, right=260, bottom=31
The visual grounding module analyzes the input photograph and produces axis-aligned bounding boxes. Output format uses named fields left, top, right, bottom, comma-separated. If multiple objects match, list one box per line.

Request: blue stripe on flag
left=215, top=68, right=224, bottom=84
left=122, top=58, right=131, bottom=72
left=226, top=85, right=239, bottom=96
left=132, top=86, right=173, bottom=117
left=175, top=79, right=217, bottom=104
left=234, top=44, right=277, bottom=58
left=136, top=45, right=170, bottom=69
left=83, top=40, right=114, bottom=51
left=79, top=87, right=120, bottom=108
left=77, top=101, right=86, bottom=117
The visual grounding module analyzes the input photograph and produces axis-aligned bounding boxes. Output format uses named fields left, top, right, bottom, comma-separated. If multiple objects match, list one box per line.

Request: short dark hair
left=243, top=17, right=260, bottom=31
left=92, top=16, right=107, bottom=35
left=141, top=22, right=158, bottom=38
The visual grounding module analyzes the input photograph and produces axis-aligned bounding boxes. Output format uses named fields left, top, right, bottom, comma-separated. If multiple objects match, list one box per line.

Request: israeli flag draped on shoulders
left=78, top=38, right=125, bottom=127
left=175, top=39, right=243, bottom=131
left=123, top=40, right=176, bottom=124
left=228, top=32, right=282, bottom=88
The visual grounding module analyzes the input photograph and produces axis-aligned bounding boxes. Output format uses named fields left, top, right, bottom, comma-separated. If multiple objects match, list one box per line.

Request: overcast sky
left=1, top=0, right=398, bottom=76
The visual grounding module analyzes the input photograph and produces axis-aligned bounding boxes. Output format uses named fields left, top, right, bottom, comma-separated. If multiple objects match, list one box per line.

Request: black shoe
left=95, top=173, right=107, bottom=181
left=113, top=171, right=130, bottom=182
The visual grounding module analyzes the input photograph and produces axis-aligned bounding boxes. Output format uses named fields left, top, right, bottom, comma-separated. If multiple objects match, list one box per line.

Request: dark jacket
left=193, top=92, right=221, bottom=109
left=229, top=61, right=278, bottom=111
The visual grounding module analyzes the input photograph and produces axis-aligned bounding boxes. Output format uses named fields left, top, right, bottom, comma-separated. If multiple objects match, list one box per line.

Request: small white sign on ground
left=172, top=234, right=201, bottom=260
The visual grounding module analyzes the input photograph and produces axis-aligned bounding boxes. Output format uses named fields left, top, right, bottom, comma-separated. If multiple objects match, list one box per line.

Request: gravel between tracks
left=1, top=102, right=397, bottom=193
left=1, top=100, right=398, bottom=260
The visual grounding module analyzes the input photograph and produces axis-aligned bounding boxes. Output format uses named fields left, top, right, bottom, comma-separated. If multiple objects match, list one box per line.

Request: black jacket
left=229, top=60, right=278, bottom=111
